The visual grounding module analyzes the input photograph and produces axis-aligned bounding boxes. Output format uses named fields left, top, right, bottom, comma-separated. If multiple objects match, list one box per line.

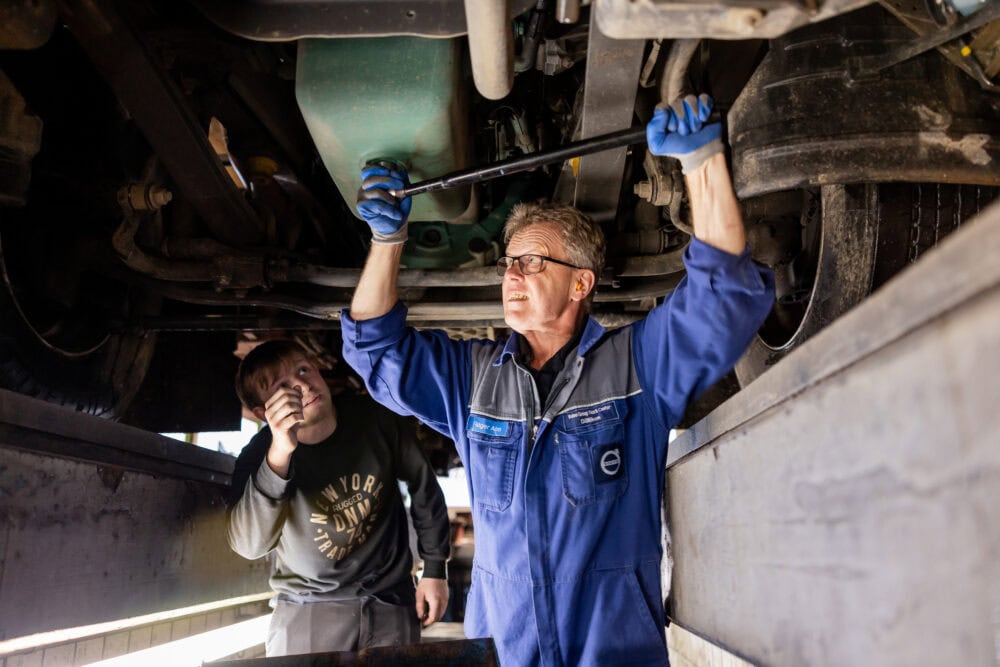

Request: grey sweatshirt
left=227, top=393, right=450, bottom=605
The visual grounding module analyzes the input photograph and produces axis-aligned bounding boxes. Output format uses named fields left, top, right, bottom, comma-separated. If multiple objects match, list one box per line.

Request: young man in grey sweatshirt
left=227, top=340, right=451, bottom=657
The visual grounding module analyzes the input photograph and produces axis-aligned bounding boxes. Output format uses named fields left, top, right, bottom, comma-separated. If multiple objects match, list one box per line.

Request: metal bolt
left=118, top=183, right=173, bottom=211
left=634, top=181, right=653, bottom=200
left=147, top=186, right=173, bottom=209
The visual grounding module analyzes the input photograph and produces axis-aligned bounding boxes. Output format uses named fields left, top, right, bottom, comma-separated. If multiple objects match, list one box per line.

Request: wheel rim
left=755, top=189, right=821, bottom=352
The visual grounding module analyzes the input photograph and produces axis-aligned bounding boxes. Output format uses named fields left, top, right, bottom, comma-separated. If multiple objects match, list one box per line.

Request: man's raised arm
left=351, top=243, right=403, bottom=321
left=686, top=152, right=745, bottom=255
left=349, top=164, right=411, bottom=321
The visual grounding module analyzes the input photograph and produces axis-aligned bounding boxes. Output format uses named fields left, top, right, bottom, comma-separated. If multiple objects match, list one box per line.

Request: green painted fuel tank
left=296, top=37, right=472, bottom=223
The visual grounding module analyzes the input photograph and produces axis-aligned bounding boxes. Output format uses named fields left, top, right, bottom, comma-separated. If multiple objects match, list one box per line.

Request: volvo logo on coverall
left=600, top=448, right=621, bottom=476
left=596, top=444, right=624, bottom=481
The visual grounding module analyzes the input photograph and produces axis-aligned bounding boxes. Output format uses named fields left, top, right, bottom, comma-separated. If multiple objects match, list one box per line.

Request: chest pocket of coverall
left=556, top=422, right=628, bottom=506
left=466, top=422, right=521, bottom=512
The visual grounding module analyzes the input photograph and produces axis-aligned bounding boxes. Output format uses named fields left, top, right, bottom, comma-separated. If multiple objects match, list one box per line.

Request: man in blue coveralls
left=342, top=95, right=775, bottom=666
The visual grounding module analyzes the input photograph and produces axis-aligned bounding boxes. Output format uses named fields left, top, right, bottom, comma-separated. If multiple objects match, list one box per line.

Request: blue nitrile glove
left=646, top=93, right=724, bottom=174
left=357, top=164, right=412, bottom=245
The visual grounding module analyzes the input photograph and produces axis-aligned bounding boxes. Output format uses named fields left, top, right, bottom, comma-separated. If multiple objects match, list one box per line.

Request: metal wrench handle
left=390, top=126, right=648, bottom=198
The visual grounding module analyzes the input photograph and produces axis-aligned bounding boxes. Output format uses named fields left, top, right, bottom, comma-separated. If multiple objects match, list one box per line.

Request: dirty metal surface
left=665, top=202, right=1000, bottom=665
left=60, top=0, right=263, bottom=247
left=0, top=388, right=234, bottom=485
left=188, top=0, right=535, bottom=40
left=595, top=0, right=873, bottom=40
left=0, top=446, right=268, bottom=639
left=572, top=11, right=645, bottom=222
left=729, top=6, right=1000, bottom=199
left=208, top=637, right=499, bottom=666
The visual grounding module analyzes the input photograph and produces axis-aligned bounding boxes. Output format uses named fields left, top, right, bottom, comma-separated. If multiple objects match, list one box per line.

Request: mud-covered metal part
left=969, top=18, right=1000, bottom=78
left=609, top=228, right=673, bottom=255
left=615, top=244, right=688, bottom=276
left=114, top=222, right=687, bottom=293
left=595, top=0, right=875, bottom=39
left=515, top=0, right=550, bottom=72
left=189, top=0, right=535, bottom=40
left=962, top=49, right=1000, bottom=90
left=572, top=12, right=646, bottom=221
left=112, top=215, right=245, bottom=286
left=633, top=38, right=698, bottom=233
left=125, top=272, right=681, bottom=323
left=280, top=263, right=499, bottom=287
left=465, top=0, right=514, bottom=100
left=741, top=189, right=808, bottom=267
left=117, top=184, right=173, bottom=212
left=506, top=110, right=537, bottom=156
left=59, top=0, right=264, bottom=247
left=287, top=243, right=689, bottom=285
left=926, top=0, right=961, bottom=26
left=660, top=38, right=700, bottom=103
left=111, top=230, right=685, bottom=295
left=539, top=28, right=588, bottom=75
left=729, top=6, right=1000, bottom=200
left=0, top=71, right=43, bottom=206
left=881, top=0, right=1000, bottom=86
left=637, top=162, right=689, bottom=234
left=132, top=315, right=343, bottom=332
left=0, top=0, right=58, bottom=49
left=635, top=152, right=682, bottom=207
left=849, top=0, right=1000, bottom=81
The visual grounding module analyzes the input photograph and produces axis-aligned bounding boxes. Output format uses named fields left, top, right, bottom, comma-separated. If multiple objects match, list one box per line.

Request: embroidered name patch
left=562, top=402, right=620, bottom=431
left=467, top=415, right=512, bottom=437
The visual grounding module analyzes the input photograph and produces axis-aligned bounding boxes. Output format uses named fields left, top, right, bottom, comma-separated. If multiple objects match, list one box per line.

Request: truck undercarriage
left=1, top=0, right=998, bottom=433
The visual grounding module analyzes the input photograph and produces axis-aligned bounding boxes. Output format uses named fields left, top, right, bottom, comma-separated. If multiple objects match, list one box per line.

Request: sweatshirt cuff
left=421, top=559, right=447, bottom=580
left=253, top=458, right=291, bottom=500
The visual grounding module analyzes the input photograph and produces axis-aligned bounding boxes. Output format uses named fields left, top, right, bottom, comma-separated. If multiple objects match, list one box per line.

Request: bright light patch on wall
left=436, top=466, right=470, bottom=509
left=84, top=614, right=270, bottom=666
left=0, top=593, right=273, bottom=656
left=161, top=417, right=261, bottom=456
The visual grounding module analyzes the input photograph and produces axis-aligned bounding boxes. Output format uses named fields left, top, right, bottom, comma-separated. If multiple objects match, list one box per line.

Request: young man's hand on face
left=264, top=385, right=306, bottom=451
left=258, top=385, right=305, bottom=478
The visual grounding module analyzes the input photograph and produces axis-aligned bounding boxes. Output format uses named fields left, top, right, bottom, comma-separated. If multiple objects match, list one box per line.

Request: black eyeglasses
left=496, top=254, right=582, bottom=277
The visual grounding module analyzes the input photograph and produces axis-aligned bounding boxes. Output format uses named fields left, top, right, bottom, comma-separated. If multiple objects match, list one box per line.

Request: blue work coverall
left=341, top=238, right=774, bottom=666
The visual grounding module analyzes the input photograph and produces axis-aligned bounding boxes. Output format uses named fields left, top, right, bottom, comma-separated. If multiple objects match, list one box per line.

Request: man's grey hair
left=503, top=203, right=606, bottom=282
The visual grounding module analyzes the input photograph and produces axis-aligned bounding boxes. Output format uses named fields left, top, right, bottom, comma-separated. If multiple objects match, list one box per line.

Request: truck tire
left=0, top=233, right=157, bottom=418
left=735, top=182, right=995, bottom=386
